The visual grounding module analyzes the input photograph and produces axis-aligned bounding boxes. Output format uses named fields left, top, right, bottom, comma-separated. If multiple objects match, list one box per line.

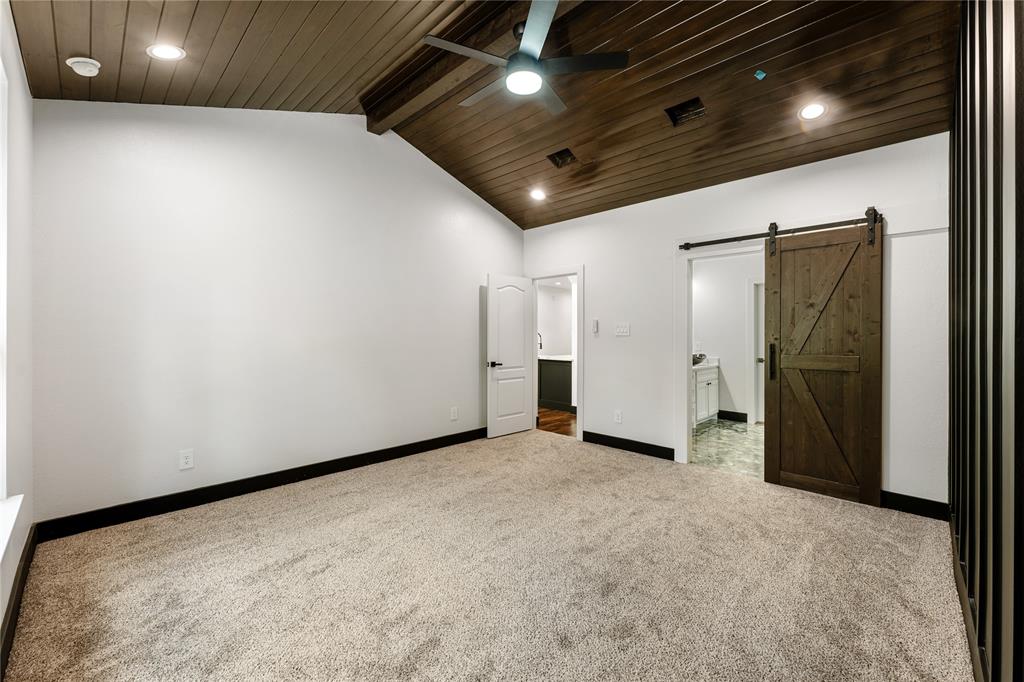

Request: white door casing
left=487, top=274, right=535, bottom=438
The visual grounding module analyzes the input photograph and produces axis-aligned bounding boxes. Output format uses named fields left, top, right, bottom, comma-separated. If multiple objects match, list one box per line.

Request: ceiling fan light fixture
left=506, top=69, right=542, bottom=96
left=505, top=53, right=543, bottom=95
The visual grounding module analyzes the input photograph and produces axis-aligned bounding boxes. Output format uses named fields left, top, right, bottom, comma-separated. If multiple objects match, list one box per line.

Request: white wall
left=32, top=100, right=522, bottom=520
left=0, top=0, right=33, bottom=614
left=691, top=253, right=763, bottom=414
left=524, top=134, right=950, bottom=503
left=537, top=283, right=572, bottom=356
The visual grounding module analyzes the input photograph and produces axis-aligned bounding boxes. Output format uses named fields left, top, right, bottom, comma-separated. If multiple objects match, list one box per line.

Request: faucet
left=538, top=332, right=543, bottom=350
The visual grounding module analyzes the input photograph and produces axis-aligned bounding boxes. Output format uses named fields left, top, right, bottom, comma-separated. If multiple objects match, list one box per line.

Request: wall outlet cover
left=450, top=406, right=458, bottom=421
left=614, top=409, right=623, bottom=424
left=178, top=448, right=195, bottom=471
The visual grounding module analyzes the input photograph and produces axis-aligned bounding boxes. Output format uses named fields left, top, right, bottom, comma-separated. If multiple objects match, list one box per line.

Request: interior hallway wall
left=524, top=134, right=951, bottom=503
left=0, top=0, right=33, bottom=620
left=537, top=284, right=572, bottom=356
left=32, top=100, right=521, bottom=520
left=691, top=252, right=763, bottom=415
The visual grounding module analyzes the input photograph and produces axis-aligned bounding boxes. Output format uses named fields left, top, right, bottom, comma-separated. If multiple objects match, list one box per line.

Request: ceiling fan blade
left=518, top=0, right=558, bottom=59
left=423, top=36, right=507, bottom=67
left=459, top=78, right=507, bottom=107
left=542, top=51, right=629, bottom=75
left=537, top=83, right=567, bottom=115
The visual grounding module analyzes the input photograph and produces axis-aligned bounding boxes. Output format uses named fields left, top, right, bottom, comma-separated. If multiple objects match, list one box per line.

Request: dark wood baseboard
left=36, top=428, right=486, bottom=544
left=582, top=431, right=674, bottom=460
left=538, top=400, right=575, bottom=414
left=879, top=491, right=949, bottom=520
left=717, top=410, right=747, bottom=422
left=1, top=523, right=37, bottom=680
left=950, top=522, right=986, bottom=682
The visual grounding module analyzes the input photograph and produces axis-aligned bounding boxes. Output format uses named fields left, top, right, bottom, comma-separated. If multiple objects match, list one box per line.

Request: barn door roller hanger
left=679, top=206, right=881, bottom=254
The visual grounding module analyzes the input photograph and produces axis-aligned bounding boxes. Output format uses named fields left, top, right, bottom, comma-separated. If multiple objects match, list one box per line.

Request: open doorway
left=688, top=252, right=765, bottom=478
left=534, top=275, right=578, bottom=437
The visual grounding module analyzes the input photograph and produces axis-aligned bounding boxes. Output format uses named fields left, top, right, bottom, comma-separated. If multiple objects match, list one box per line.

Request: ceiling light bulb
left=146, top=44, right=186, bottom=61
left=65, top=57, right=101, bottom=78
left=530, top=188, right=546, bottom=201
left=506, top=69, right=543, bottom=96
left=799, top=102, right=826, bottom=120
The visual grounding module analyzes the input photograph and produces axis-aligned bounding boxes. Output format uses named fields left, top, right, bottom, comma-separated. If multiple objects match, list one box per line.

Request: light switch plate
left=615, top=323, right=630, bottom=337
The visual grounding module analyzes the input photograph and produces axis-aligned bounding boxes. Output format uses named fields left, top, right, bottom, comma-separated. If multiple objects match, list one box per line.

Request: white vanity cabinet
left=691, top=364, right=720, bottom=425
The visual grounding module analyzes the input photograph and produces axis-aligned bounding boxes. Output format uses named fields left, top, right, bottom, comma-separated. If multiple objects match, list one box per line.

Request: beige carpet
left=8, top=430, right=971, bottom=681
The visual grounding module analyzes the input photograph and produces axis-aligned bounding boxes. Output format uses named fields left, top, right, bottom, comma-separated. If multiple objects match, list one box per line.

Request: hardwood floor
left=537, top=407, right=576, bottom=438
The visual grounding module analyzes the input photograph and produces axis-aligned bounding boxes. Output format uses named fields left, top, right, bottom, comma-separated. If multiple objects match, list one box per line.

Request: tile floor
left=690, top=418, right=764, bottom=478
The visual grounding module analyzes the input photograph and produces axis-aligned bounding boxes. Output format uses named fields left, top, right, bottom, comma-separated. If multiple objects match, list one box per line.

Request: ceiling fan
left=422, top=0, right=629, bottom=114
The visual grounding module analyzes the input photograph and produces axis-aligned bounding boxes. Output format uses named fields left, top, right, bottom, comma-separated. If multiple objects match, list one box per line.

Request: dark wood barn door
left=764, top=225, right=882, bottom=505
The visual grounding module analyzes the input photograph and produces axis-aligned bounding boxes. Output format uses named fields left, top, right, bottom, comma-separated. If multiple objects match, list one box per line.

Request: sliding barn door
left=764, top=224, right=882, bottom=505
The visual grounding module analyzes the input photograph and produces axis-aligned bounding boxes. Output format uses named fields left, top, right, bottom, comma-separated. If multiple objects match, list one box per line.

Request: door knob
left=756, top=357, right=765, bottom=363
left=487, top=361, right=503, bottom=368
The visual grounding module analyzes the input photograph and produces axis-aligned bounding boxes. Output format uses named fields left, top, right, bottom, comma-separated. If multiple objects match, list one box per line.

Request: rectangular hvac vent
left=665, top=97, right=706, bottom=127
left=547, top=148, right=578, bottom=168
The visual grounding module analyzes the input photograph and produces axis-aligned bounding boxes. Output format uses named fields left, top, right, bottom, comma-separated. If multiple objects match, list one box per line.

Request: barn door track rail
left=679, top=206, right=881, bottom=254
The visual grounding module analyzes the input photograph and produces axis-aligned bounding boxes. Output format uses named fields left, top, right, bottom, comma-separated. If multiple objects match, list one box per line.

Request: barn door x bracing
left=765, top=224, right=882, bottom=505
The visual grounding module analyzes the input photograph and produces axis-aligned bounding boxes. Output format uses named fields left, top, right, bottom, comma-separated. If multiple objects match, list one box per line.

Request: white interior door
left=487, top=274, right=535, bottom=438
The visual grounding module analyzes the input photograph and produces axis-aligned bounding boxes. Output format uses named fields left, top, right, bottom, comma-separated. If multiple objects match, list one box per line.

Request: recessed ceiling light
left=146, top=44, right=186, bottom=61
left=65, top=57, right=101, bottom=78
left=798, top=102, right=826, bottom=120
left=555, top=281, right=562, bottom=285
left=529, top=188, right=546, bottom=201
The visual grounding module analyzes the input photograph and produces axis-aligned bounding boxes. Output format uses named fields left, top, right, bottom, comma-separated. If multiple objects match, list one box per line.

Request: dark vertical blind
left=949, top=2, right=1018, bottom=681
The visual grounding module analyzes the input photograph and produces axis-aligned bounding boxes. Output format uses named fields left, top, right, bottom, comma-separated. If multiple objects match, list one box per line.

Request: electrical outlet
left=178, top=448, right=195, bottom=471
left=450, top=406, right=458, bottom=421
left=614, top=409, right=623, bottom=424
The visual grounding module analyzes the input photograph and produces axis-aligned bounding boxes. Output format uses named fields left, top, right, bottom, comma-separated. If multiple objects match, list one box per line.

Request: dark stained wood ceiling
left=10, top=0, right=470, bottom=112
left=11, top=1, right=959, bottom=230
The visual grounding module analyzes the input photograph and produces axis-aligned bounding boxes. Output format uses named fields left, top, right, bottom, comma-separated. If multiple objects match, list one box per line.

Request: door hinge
left=768, top=222, right=778, bottom=256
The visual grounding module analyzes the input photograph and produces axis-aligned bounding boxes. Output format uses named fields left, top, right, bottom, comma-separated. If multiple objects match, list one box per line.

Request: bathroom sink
left=692, top=353, right=707, bottom=366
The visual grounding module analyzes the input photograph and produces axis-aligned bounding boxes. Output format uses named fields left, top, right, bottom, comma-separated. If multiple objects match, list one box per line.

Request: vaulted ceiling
left=11, top=1, right=959, bottom=229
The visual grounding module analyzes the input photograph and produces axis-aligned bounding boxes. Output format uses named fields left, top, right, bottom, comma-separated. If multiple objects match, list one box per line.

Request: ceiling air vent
left=547, top=147, right=578, bottom=168
left=665, top=97, right=706, bottom=127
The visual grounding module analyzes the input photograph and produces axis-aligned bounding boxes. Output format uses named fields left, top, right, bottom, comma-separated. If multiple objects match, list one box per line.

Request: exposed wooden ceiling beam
left=362, top=0, right=581, bottom=135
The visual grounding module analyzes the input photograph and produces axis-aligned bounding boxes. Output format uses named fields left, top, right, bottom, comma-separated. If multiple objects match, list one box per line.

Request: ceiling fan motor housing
left=507, top=52, right=543, bottom=77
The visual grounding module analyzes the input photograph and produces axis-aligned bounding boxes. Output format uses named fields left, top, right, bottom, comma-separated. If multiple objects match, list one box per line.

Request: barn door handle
left=768, top=343, right=776, bottom=380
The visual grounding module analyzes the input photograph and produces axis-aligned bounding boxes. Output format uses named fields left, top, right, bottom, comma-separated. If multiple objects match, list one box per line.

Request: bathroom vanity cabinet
left=538, top=357, right=574, bottom=412
left=691, top=364, right=720, bottom=425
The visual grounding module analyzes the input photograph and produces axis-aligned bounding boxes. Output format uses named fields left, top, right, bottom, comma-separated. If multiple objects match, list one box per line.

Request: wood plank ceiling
left=11, top=1, right=959, bottom=230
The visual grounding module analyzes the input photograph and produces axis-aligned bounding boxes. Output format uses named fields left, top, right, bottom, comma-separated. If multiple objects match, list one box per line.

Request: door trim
left=674, top=243, right=764, bottom=463
left=745, top=278, right=766, bottom=425
left=527, top=264, right=585, bottom=442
